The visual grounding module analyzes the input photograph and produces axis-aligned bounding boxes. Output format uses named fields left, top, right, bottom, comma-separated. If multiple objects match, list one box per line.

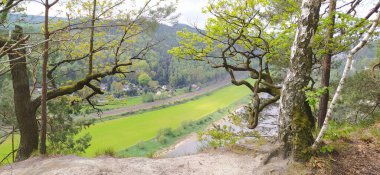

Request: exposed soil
left=331, top=139, right=380, bottom=175
left=331, top=123, right=380, bottom=175
left=314, top=122, right=380, bottom=175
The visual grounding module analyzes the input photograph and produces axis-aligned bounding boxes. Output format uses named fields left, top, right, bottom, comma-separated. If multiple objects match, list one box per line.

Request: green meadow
left=81, top=83, right=250, bottom=156
left=0, top=83, right=251, bottom=158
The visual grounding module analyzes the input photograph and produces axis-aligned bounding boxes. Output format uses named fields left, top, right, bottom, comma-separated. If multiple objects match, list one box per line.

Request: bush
left=181, top=121, right=196, bottom=130
left=157, top=136, right=169, bottom=144
left=137, top=141, right=146, bottom=150
left=156, top=128, right=175, bottom=144
left=157, top=128, right=175, bottom=137
left=142, top=93, right=154, bottom=102
left=324, top=121, right=355, bottom=141
left=154, top=91, right=171, bottom=101
left=47, top=97, right=93, bottom=155
left=95, top=147, right=116, bottom=157
left=199, top=125, right=240, bottom=148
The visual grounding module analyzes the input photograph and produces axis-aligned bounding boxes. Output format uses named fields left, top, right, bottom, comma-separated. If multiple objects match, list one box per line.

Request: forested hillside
left=3, top=14, right=225, bottom=90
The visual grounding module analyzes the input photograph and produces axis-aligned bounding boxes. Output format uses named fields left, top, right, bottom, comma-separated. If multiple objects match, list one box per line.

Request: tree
left=46, top=96, right=93, bottom=155
left=317, top=0, right=336, bottom=128
left=313, top=11, right=380, bottom=147
left=1, top=0, right=176, bottom=161
left=138, top=72, right=152, bottom=87
left=169, top=0, right=300, bottom=128
left=7, top=26, right=37, bottom=161
left=0, top=0, right=24, bottom=23
left=315, top=0, right=380, bottom=128
left=40, top=0, right=60, bottom=155
left=278, top=0, right=321, bottom=162
left=111, top=81, right=124, bottom=97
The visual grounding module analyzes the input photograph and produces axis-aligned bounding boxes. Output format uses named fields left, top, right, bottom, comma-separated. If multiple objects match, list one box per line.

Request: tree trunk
left=318, top=0, right=336, bottom=128
left=88, top=0, right=97, bottom=75
left=278, top=0, right=321, bottom=162
left=40, top=0, right=50, bottom=155
left=8, top=26, right=39, bottom=161
left=313, top=12, right=380, bottom=147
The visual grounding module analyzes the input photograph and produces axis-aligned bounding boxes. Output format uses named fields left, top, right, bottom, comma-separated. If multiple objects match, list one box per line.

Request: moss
left=291, top=107, right=314, bottom=162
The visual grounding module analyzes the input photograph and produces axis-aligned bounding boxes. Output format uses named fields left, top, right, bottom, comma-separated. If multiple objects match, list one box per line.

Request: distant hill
left=2, top=14, right=225, bottom=88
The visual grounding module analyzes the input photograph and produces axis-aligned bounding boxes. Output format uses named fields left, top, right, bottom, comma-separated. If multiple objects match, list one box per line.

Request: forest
left=0, top=0, right=379, bottom=174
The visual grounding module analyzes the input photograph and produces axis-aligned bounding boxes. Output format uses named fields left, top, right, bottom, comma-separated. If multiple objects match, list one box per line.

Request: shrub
left=142, top=93, right=154, bottom=102
left=156, top=128, right=175, bottom=144
left=157, top=128, right=175, bottom=137
left=95, top=147, right=116, bottom=157
left=181, top=121, right=195, bottom=130
left=154, top=91, right=171, bottom=101
left=200, top=125, right=240, bottom=148
left=319, top=145, right=335, bottom=154
left=137, top=141, right=146, bottom=150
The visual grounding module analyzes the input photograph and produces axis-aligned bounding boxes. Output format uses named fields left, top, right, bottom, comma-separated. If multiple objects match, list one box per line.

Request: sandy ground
left=0, top=151, right=272, bottom=175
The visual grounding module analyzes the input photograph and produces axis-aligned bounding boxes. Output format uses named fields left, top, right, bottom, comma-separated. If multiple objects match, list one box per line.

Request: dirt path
left=87, top=79, right=235, bottom=119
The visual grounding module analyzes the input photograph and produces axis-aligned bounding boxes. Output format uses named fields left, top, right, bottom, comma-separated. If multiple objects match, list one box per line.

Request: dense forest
left=0, top=0, right=379, bottom=174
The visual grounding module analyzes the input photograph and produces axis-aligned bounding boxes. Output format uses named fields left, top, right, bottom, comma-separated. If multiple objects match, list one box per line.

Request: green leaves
left=138, top=72, right=152, bottom=87
left=169, top=0, right=297, bottom=70
left=313, top=11, right=372, bottom=59
left=305, top=87, right=330, bottom=108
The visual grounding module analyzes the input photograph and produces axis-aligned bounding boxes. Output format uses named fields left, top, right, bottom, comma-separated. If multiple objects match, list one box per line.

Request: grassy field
left=0, top=83, right=251, bottom=159
left=117, top=96, right=250, bottom=157
left=0, top=135, right=19, bottom=164
left=79, top=84, right=251, bottom=156
left=98, top=96, right=143, bottom=111
left=85, top=87, right=189, bottom=112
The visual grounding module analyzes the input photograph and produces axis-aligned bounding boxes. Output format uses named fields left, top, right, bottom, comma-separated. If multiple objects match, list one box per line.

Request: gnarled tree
left=169, top=0, right=300, bottom=129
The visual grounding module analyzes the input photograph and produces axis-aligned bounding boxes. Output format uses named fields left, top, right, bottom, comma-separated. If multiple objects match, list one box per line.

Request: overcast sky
left=23, top=0, right=377, bottom=28
left=176, top=0, right=210, bottom=27
left=24, top=0, right=210, bottom=28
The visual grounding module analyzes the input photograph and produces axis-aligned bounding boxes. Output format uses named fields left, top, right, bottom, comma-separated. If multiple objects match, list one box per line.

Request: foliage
left=156, top=128, right=175, bottom=144
left=323, top=120, right=357, bottom=141
left=313, top=11, right=373, bottom=59
left=333, top=68, right=379, bottom=122
left=95, top=147, right=116, bottom=157
left=142, top=92, right=154, bottom=103
left=199, top=125, right=241, bottom=148
left=168, top=0, right=298, bottom=72
left=153, top=91, right=171, bottom=101
left=138, top=73, right=152, bottom=87
left=111, top=81, right=125, bottom=98
left=305, top=87, right=330, bottom=111
left=319, top=145, right=335, bottom=154
left=168, top=0, right=296, bottom=129
left=0, top=77, right=15, bottom=126
left=46, top=96, right=93, bottom=155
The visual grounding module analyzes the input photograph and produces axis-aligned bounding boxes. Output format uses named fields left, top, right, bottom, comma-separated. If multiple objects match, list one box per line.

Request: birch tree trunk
left=313, top=12, right=380, bottom=147
left=278, top=0, right=321, bottom=162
